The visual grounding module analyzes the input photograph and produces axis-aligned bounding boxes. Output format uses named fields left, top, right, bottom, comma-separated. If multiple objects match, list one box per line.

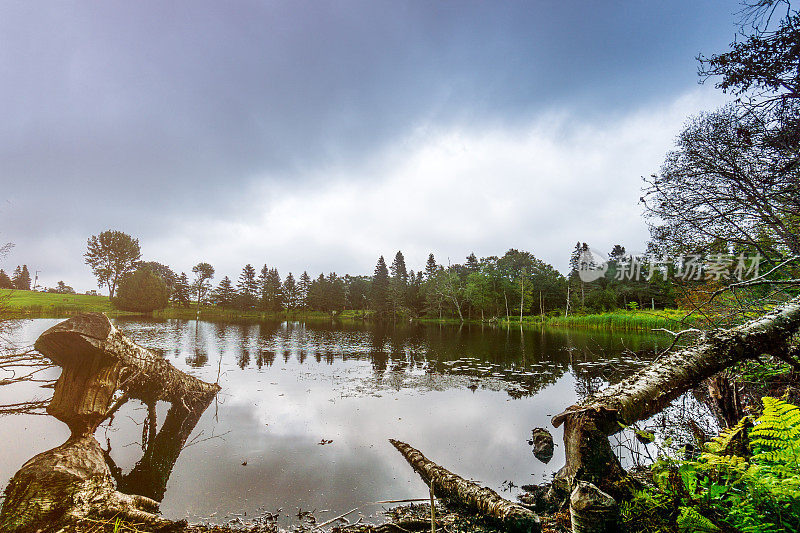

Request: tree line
left=79, top=229, right=679, bottom=319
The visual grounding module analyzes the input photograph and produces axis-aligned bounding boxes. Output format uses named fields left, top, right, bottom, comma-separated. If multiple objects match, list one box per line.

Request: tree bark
left=551, top=295, right=800, bottom=492
left=0, top=313, right=219, bottom=532
left=389, top=439, right=541, bottom=533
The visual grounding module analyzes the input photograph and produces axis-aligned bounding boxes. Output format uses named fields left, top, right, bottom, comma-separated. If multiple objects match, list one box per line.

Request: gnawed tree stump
left=569, top=482, right=619, bottom=533
left=0, top=313, right=220, bottom=532
left=389, top=439, right=541, bottom=533
left=551, top=295, right=800, bottom=495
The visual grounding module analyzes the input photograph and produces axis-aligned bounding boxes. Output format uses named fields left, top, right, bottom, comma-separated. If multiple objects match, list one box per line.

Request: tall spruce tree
left=389, top=251, right=408, bottom=315
left=298, top=271, right=311, bottom=309
left=282, top=273, right=297, bottom=310
left=0, top=269, right=13, bottom=289
left=212, top=276, right=237, bottom=309
left=237, top=264, right=258, bottom=309
left=12, top=265, right=31, bottom=290
left=371, top=256, right=391, bottom=320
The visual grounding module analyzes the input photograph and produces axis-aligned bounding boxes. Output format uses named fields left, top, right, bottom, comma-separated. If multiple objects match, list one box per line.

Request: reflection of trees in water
left=109, top=318, right=663, bottom=399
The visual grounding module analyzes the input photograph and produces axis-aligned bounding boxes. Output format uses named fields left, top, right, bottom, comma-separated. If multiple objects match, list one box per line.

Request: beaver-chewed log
left=551, top=295, right=800, bottom=493
left=389, top=439, right=541, bottom=533
left=0, top=313, right=220, bottom=532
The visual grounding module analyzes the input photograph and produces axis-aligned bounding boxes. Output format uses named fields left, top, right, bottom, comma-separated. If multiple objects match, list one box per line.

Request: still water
left=0, top=318, right=664, bottom=528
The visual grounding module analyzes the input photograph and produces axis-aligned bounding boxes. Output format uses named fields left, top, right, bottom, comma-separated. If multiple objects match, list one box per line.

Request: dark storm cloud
left=0, top=0, right=737, bottom=288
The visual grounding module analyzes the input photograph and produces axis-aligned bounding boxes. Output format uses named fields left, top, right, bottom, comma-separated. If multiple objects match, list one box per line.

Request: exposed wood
left=0, top=313, right=220, bottom=532
left=551, top=295, right=800, bottom=490
left=389, top=439, right=541, bottom=533
left=569, top=482, right=619, bottom=533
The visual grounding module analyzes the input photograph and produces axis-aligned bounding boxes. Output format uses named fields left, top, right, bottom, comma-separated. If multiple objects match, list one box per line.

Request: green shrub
left=112, top=268, right=169, bottom=313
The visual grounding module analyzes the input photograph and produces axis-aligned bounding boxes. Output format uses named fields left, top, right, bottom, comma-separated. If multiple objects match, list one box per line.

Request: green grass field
left=0, top=289, right=370, bottom=323
left=1, top=289, right=117, bottom=315
left=1, top=289, right=697, bottom=332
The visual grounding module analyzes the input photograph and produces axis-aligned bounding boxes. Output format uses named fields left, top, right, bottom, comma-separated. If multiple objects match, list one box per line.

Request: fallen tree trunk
left=551, top=295, right=800, bottom=492
left=0, top=313, right=220, bottom=532
left=389, top=439, right=541, bottom=533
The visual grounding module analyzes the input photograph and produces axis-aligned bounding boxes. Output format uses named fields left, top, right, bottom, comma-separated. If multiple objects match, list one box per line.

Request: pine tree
left=237, top=264, right=258, bottom=309
left=282, top=272, right=297, bottom=310
left=371, top=256, right=391, bottom=320
left=259, top=268, right=283, bottom=312
left=389, top=251, right=408, bottom=316
left=425, top=253, right=438, bottom=279
left=13, top=265, right=31, bottom=290
left=298, top=271, right=311, bottom=310
left=327, top=272, right=346, bottom=315
left=212, top=276, right=237, bottom=309
left=173, top=272, right=191, bottom=307
left=0, top=269, right=13, bottom=289
left=466, top=253, right=479, bottom=272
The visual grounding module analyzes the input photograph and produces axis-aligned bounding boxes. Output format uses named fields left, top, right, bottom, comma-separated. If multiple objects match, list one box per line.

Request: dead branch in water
left=389, top=439, right=541, bottom=533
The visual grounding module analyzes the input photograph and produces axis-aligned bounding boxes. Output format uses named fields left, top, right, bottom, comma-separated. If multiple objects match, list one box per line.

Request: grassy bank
left=2, top=289, right=696, bottom=332
left=0, top=289, right=369, bottom=323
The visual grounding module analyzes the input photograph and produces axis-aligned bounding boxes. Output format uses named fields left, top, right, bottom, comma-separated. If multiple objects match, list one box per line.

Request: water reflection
left=2, top=318, right=665, bottom=528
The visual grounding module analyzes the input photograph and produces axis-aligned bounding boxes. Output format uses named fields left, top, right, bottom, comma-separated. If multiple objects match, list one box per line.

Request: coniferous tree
left=0, top=269, right=13, bottom=289
left=282, top=273, right=297, bottom=310
left=237, top=264, right=258, bottom=309
left=260, top=268, right=283, bottom=312
left=327, top=272, right=346, bottom=315
left=173, top=272, right=191, bottom=307
left=212, top=276, right=237, bottom=309
left=424, top=253, right=438, bottom=279
left=12, top=265, right=31, bottom=290
left=389, top=251, right=408, bottom=316
left=465, top=253, right=479, bottom=272
left=298, top=271, right=311, bottom=310
left=371, top=256, right=391, bottom=320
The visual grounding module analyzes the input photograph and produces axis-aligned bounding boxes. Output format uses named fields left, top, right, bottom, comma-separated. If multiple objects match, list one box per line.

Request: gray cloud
left=0, top=0, right=737, bottom=290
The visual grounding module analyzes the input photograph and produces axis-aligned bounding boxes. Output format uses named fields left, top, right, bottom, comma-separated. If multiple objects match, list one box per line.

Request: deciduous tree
left=84, top=230, right=141, bottom=297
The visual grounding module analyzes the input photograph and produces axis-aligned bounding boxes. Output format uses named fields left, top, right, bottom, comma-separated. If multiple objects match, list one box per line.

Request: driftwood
left=389, top=439, right=541, bottom=533
left=0, top=313, right=220, bottom=532
left=551, top=295, right=800, bottom=493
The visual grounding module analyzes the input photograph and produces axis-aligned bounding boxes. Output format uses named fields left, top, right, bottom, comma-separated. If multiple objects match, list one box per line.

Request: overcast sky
left=1, top=1, right=738, bottom=292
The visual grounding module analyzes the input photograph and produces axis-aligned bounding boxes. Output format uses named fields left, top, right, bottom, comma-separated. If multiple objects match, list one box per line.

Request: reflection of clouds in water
left=2, top=318, right=666, bottom=528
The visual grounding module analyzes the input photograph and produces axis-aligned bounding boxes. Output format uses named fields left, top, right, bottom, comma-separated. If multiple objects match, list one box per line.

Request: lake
left=0, top=318, right=666, bottom=528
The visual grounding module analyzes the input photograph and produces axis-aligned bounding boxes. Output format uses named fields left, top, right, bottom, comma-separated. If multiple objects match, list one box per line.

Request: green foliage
left=84, top=230, right=141, bottom=297
left=624, top=397, right=800, bottom=533
left=112, top=268, right=169, bottom=313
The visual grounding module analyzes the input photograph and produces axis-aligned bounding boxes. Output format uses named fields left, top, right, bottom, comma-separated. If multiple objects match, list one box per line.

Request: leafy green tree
left=211, top=276, right=237, bottom=309
left=84, top=230, right=141, bottom=297
left=135, top=261, right=177, bottom=297
left=344, top=275, right=370, bottom=310
left=465, top=272, right=493, bottom=321
left=371, top=256, right=391, bottom=320
left=112, top=267, right=169, bottom=313
left=53, top=281, right=75, bottom=294
left=191, top=262, right=215, bottom=308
